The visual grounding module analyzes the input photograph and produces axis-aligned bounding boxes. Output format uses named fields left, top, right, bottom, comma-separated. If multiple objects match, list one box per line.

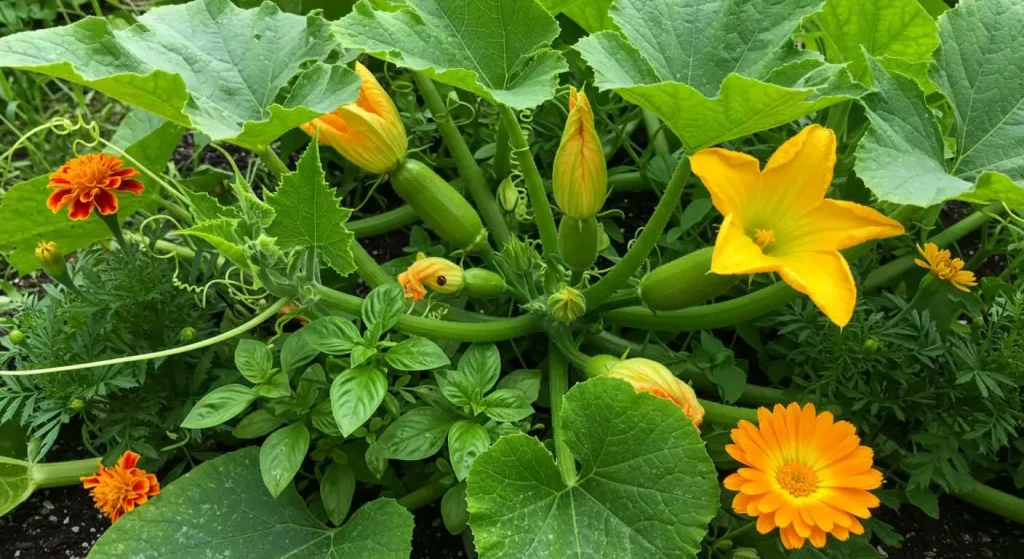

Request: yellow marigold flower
left=81, top=450, right=160, bottom=522
left=553, top=87, right=606, bottom=219
left=723, top=403, right=883, bottom=550
left=397, top=253, right=464, bottom=301
left=606, top=358, right=704, bottom=429
left=301, top=62, right=407, bottom=174
left=914, top=242, right=977, bottom=292
left=691, top=125, right=905, bottom=327
left=47, top=153, right=144, bottom=221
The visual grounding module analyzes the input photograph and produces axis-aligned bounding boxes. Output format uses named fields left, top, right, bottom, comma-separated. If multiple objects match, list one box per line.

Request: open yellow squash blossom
left=300, top=62, right=407, bottom=175
left=397, top=253, right=464, bottom=301
left=606, top=358, right=704, bottom=430
left=724, top=403, right=883, bottom=550
left=691, top=125, right=905, bottom=326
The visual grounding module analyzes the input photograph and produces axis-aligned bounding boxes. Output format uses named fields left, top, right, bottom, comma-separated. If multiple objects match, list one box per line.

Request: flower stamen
left=753, top=228, right=776, bottom=250
left=777, top=462, right=817, bottom=498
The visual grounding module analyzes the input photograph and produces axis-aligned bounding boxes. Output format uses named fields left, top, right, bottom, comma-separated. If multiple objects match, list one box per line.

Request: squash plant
left=1, top=0, right=1023, bottom=558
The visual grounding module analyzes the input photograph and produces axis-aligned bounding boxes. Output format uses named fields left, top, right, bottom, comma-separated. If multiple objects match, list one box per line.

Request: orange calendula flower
left=553, top=87, right=606, bottom=219
left=81, top=450, right=160, bottom=522
left=606, top=358, right=704, bottom=429
left=397, top=253, right=464, bottom=301
left=301, top=62, right=407, bottom=174
left=724, top=403, right=883, bottom=550
left=690, top=125, right=905, bottom=327
left=47, top=153, right=144, bottom=221
left=914, top=242, right=977, bottom=292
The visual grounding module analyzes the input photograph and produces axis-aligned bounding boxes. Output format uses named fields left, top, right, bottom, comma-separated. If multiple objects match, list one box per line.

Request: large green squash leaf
left=815, top=0, right=939, bottom=86
left=0, top=422, right=31, bottom=517
left=575, top=0, right=865, bottom=151
left=466, top=377, right=719, bottom=559
left=538, top=0, right=615, bottom=32
left=335, top=0, right=567, bottom=109
left=0, top=111, right=184, bottom=274
left=89, top=447, right=414, bottom=558
left=854, top=0, right=1024, bottom=208
left=0, top=0, right=360, bottom=150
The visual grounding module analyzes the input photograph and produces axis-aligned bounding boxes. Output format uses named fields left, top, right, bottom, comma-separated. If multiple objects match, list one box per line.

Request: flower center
left=777, top=462, right=817, bottom=498
left=753, top=228, right=776, bottom=250
left=67, top=158, right=112, bottom=189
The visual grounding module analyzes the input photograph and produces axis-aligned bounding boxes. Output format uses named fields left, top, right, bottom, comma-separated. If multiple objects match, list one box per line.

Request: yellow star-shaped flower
left=691, top=125, right=905, bottom=326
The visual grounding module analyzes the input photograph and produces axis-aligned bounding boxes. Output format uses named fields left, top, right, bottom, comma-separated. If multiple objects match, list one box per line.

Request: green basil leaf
left=260, top=423, right=310, bottom=498
left=496, top=369, right=542, bottom=404
left=435, top=370, right=480, bottom=409
left=321, top=462, right=357, bottom=526
left=254, top=371, right=292, bottom=399
left=362, top=283, right=404, bottom=333
left=303, top=317, right=362, bottom=355
left=386, top=336, right=451, bottom=371
left=350, top=344, right=378, bottom=368
left=235, top=339, right=274, bottom=383
left=372, top=407, right=457, bottom=461
left=231, top=409, right=284, bottom=440
left=481, top=389, right=534, bottom=423
left=181, top=384, right=256, bottom=429
left=330, top=366, right=388, bottom=437
left=447, top=421, right=490, bottom=481
left=457, top=343, right=501, bottom=394
left=280, top=332, right=319, bottom=373
left=441, top=482, right=469, bottom=536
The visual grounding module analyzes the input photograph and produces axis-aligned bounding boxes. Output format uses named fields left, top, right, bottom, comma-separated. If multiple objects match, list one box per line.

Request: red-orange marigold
left=81, top=450, right=160, bottom=522
left=47, top=153, right=144, bottom=220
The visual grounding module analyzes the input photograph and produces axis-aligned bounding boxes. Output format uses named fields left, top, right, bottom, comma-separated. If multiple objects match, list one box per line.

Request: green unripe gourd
left=462, top=268, right=506, bottom=298
left=558, top=216, right=600, bottom=271
left=390, top=159, right=487, bottom=252
left=638, top=247, right=739, bottom=311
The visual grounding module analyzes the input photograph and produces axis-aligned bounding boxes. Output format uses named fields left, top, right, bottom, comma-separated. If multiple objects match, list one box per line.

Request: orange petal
left=756, top=511, right=777, bottom=534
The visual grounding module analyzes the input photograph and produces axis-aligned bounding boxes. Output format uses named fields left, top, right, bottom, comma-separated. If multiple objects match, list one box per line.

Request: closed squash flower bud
left=547, top=286, right=586, bottom=322
left=553, top=87, right=606, bottom=220
left=606, top=358, right=704, bottom=429
left=35, top=241, right=66, bottom=278
left=301, top=62, right=407, bottom=174
left=398, top=253, right=464, bottom=301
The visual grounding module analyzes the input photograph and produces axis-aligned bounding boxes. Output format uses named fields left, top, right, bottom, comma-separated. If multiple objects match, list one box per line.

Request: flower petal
left=94, top=189, right=119, bottom=215
left=777, top=250, right=856, bottom=327
left=689, top=148, right=761, bottom=220
left=762, top=125, right=836, bottom=215
left=711, top=214, right=782, bottom=275
left=784, top=199, right=905, bottom=253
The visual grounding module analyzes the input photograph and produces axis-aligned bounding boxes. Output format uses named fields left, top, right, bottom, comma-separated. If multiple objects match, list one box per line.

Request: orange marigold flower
left=81, top=450, right=160, bottom=522
left=723, top=403, right=883, bottom=550
left=397, top=253, right=464, bottom=301
left=47, top=153, right=144, bottom=221
left=914, top=242, right=977, bottom=292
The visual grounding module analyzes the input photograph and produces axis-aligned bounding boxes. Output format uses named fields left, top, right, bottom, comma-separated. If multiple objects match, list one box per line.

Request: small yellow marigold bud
left=35, top=241, right=66, bottom=278
left=301, top=62, right=407, bottom=174
left=398, top=253, right=464, bottom=301
left=547, top=286, right=586, bottom=322
left=553, top=87, right=606, bottom=220
left=606, top=358, right=704, bottom=430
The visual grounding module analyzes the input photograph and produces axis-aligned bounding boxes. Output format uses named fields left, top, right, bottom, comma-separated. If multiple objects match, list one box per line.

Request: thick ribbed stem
left=549, top=343, right=577, bottom=485
left=498, top=105, right=559, bottom=256
left=32, top=458, right=99, bottom=488
left=584, top=157, right=690, bottom=309
left=414, top=74, right=510, bottom=247
left=351, top=241, right=393, bottom=288
left=349, top=205, right=420, bottom=238
left=602, top=282, right=798, bottom=331
left=396, top=481, right=448, bottom=510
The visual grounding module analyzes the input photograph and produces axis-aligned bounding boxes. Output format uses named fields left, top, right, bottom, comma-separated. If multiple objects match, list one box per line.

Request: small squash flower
left=301, top=62, right=407, bottom=175
left=47, top=153, right=144, bottom=221
left=691, top=125, right=905, bottom=327
left=553, top=87, right=606, bottom=220
left=81, top=450, right=160, bottom=522
left=546, top=286, right=586, bottom=322
left=606, top=358, right=704, bottom=429
left=398, top=253, right=464, bottom=301
left=724, top=403, right=883, bottom=550
left=914, top=242, right=977, bottom=292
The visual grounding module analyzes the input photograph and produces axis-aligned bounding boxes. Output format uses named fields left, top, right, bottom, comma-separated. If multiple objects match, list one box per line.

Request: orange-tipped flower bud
left=398, top=253, right=464, bottom=301
left=553, top=87, right=606, bottom=220
left=35, top=241, right=66, bottom=278
left=606, top=358, right=704, bottom=429
left=301, top=62, right=407, bottom=174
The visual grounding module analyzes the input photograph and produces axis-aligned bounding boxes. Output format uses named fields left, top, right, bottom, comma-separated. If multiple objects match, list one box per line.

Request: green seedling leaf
left=330, top=366, right=387, bottom=437
left=0, top=113, right=183, bottom=273
left=0, top=0, right=360, bottom=150
left=467, top=377, right=719, bottom=558
left=260, top=423, right=310, bottom=498
left=266, top=141, right=356, bottom=276
left=385, top=336, right=450, bottom=371
left=89, top=448, right=414, bottom=558
left=336, top=0, right=567, bottom=109
left=372, top=407, right=457, bottom=461
left=576, top=0, right=865, bottom=151
left=181, top=384, right=256, bottom=429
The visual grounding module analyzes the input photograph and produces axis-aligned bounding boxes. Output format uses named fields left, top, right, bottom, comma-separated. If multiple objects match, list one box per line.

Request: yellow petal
left=783, top=200, right=905, bottom=253
left=711, top=214, right=782, bottom=275
left=553, top=87, right=606, bottom=219
left=761, top=125, right=837, bottom=215
left=689, top=148, right=762, bottom=220
left=777, top=250, right=856, bottom=327
left=353, top=62, right=403, bottom=129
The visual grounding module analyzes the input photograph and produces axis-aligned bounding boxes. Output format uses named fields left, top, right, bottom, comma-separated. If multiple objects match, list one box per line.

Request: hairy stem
left=498, top=105, right=559, bottom=256
left=414, top=74, right=511, bottom=247
left=257, top=146, right=290, bottom=179
left=584, top=157, right=691, bottom=309
left=549, top=343, right=578, bottom=485
left=641, top=109, right=670, bottom=157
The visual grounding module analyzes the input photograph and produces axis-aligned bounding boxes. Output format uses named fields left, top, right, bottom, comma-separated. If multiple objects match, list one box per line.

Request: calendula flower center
left=753, top=228, right=776, bottom=250
left=777, top=462, right=817, bottom=498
